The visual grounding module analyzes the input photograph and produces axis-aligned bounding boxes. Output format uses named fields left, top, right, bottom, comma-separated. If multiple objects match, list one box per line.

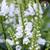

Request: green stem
left=0, top=16, right=6, bottom=40
left=17, top=0, right=29, bottom=49
left=31, top=1, right=42, bottom=50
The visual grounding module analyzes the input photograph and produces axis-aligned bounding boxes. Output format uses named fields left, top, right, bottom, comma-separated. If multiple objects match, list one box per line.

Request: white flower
left=23, top=37, right=30, bottom=45
left=24, top=11, right=30, bottom=16
left=37, top=37, right=46, bottom=45
left=8, top=3, right=15, bottom=17
left=16, top=24, right=23, bottom=32
left=25, top=22, right=32, bottom=32
left=15, top=32, right=23, bottom=38
left=24, top=3, right=35, bottom=16
left=6, top=39, right=14, bottom=46
left=0, top=0, right=8, bottom=16
left=26, top=32, right=32, bottom=38
left=16, top=45, right=22, bottom=50
left=15, top=24, right=23, bottom=38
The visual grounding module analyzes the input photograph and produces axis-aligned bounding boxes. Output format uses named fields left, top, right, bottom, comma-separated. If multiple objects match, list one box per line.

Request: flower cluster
left=0, top=0, right=47, bottom=50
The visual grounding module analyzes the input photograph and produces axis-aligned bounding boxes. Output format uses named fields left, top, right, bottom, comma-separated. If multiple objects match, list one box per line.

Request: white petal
left=37, top=38, right=46, bottom=45
left=9, top=3, right=15, bottom=17
left=23, top=37, right=30, bottom=45
left=15, top=32, right=23, bottom=38
left=6, top=39, right=14, bottom=46
left=0, top=0, right=8, bottom=16
left=25, top=22, right=33, bottom=32
left=16, top=45, right=22, bottom=50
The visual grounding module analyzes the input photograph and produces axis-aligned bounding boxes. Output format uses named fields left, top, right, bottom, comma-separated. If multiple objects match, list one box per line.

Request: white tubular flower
left=6, top=39, right=14, bottom=46
left=24, top=3, right=35, bottom=16
left=15, top=31, right=23, bottom=38
left=25, top=22, right=33, bottom=32
left=37, top=37, right=46, bottom=45
left=24, top=10, right=30, bottom=16
left=16, top=45, right=22, bottom=50
left=8, top=3, right=15, bottom=17
left=0, top=0, right=8, bottom=16
left=15, top=24, right=23, bottom=38
left=16, top=24, right=23, bottom=32
left=23, top=37, right=30, bottom=45
left=26, top=31, right=32, bottom=38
